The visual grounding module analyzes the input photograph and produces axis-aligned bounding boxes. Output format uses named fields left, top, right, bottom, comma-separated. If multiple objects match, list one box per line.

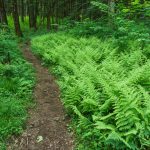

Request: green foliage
left=66, top=17, right=150, bottom=52
left=0, top=28, right=35, bottom=147
left=118, top=0, right=150, bottom=18
left=91, top=1, right=109, bottom=13
left=31, top=28, right=150, bottom=149
left=67, top=19, right=113, bottom=38
left=113, top=17, right=150, bottom=51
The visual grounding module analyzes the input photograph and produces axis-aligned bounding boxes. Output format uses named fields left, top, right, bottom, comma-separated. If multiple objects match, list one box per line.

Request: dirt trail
left=8, top=43, right=73, bottom=150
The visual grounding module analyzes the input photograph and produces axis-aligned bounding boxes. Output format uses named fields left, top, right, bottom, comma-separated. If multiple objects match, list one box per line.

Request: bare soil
left=7, top=43, right=74, bottom=150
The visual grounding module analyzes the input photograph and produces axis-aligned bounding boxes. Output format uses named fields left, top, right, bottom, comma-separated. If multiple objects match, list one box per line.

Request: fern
left=31, top=32, right=150, bottom=150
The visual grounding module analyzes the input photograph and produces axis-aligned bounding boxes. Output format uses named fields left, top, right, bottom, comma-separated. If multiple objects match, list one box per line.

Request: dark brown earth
left=7, top=43, right=74, bottom=150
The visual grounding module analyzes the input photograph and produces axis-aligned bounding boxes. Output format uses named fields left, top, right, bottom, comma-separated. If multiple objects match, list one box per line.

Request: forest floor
left=7, top=42, right=74, bottom=150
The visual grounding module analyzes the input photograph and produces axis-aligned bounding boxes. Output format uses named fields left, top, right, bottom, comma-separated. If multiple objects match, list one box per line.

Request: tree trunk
left=12, top=0, right=23, bottom=37
left=47, top=12, right=51, bottom=30
left=34, top=0, right=38, bottom=27
left=28, top=0, right=37, bottom=29
left=28, top=1, right=34, bottom=28
left=21, top=0, right=24, bottom=22
left=0, top=0, right=8, bottom=25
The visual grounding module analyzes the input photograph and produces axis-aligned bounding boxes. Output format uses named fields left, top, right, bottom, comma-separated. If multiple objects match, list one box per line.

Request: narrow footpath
left=8, top=42, right=73, bottom=150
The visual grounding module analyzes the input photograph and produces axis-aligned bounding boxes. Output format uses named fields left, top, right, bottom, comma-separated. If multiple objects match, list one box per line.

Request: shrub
left=0, top=28, right=35, bottom=148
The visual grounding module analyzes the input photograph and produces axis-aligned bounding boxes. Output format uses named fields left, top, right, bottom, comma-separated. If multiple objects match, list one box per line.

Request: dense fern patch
left=31, top=32, right=150, bottom=150
left=0, top=28, right=35, bottom=149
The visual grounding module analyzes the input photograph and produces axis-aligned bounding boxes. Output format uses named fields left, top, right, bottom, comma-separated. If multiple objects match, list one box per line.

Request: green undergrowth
left=7, top=16, right=53, bottom=39
left=31, top=29, right=150, bottom=150
left=0, top=26, right=35, bottom=149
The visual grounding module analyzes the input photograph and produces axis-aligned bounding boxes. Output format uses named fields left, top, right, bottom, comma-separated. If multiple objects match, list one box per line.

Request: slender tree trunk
left=39, top=1, right=43, bottom=26
left=0, top=0, right=8, bottom=25
left=21, top=0, right=24, bottom=22
left=34, top=0, right=38, bottom=29
left=47, top=12, right=51, bottom=30
left=12, top=0, right=23, bottom=37
left=28, top=0, right=37, bottom=29
left=47, top=1, right=51, bottom=30
left=28, top=1, right=34, bottom=28
left=55, top=0, right=58, bottom=24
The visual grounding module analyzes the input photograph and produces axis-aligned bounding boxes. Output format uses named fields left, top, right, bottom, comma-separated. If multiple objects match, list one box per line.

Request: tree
left=47, top=1, right=51, bottom=30
left=21, top=0, right=24, bottom=22
left=28, top=0, right=38, bottom=29
left=12, top=0, right=23, bottom=37
left=0, top=0, right=8, bottom=24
